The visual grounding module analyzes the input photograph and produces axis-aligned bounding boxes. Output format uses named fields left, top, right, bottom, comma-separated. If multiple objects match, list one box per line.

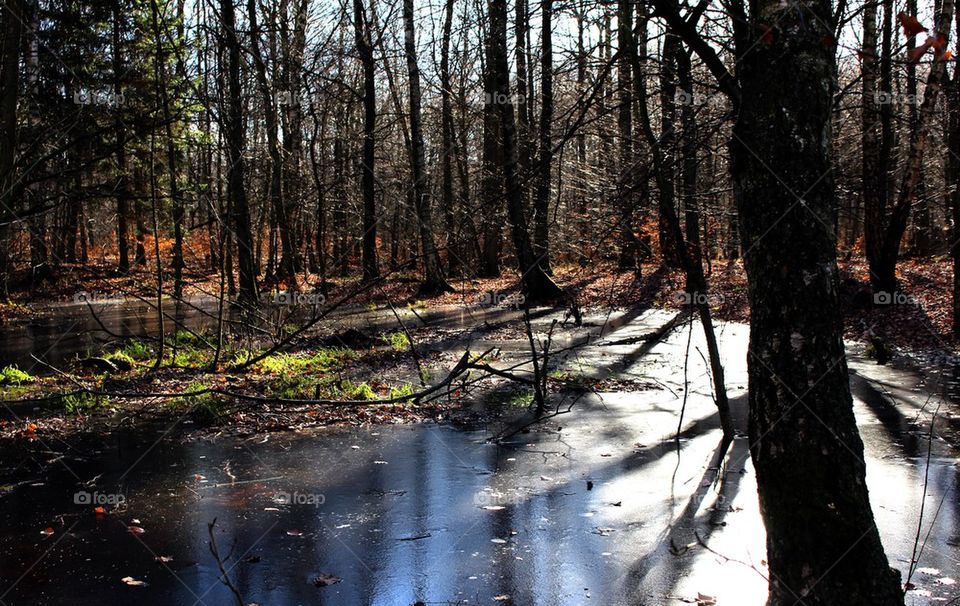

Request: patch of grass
left=507, top=391, right=534, bottom=408
left=383, top=331, right=410, bottom=351
left=104, top=351, right=136, bottom=368
left=268, top=373, right=320, bottom=399
left=252, top=348, right=353, bottom=375
left=407, top=300, right=427, bottom=310
left=342, top=380, right=377, bottom=400
left=172, top=329, right=199, bottom=346
left=0, top=365, right=35, bottom=386
left=61, top=391, right=107, bottom=414
left=177, top=382, right=226, bottom=424
left=117, top=340, right=153, bottom=361
left=389, top=383, right=415, bottom=399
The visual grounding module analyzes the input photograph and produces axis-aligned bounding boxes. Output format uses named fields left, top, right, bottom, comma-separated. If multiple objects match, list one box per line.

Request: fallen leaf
left=94, top=506, right=107, bottom=515
left=128, top=526, right=146, bottom=535
left=121, top=576, right=148, bottom=587
left=697, top=593, right=717, bottom=606
left=40, top=527, right=55, bottom=536
left=313, top=573, right=342, bottom=587
left=155, top=556, right=173, bottom=563
left=286, top=529, right=304, bottom=536
left=493, top=596, right=510, bottom=602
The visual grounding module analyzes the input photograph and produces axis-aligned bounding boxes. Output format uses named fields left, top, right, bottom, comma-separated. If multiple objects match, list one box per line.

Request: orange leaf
left=898, top=12, right=928, bottom=37
left=945, top=50, right=955, bottom=59
left=40, top=527, right=55, bottom=536
left=93, top=506, right=106, bottom=514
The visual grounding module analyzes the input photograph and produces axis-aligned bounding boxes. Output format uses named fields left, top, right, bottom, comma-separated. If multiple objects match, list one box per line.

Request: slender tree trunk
left=151, top=0, right=185, bottom=299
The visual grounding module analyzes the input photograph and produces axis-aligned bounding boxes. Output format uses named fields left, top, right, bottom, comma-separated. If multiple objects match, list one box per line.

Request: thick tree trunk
left=354, top=0, right=379, bottom=281
left=220, top=0, right=258, bottom=305
left=616, top=0, right=639, bottom=272
left=869, top=0, right=954, bottom=293
left=0, top=0, right=24, bottom=300
left=487, top=0, right=560, bottom=302
left=112, top=0, right=130, bottom=274
left=403, top=0, right=451, bottom=295
left=532, top=0, right=552, bottom=274
left=731, top=2, right=904, bottom=603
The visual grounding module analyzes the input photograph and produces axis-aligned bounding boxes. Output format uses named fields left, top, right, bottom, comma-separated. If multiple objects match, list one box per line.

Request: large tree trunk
left=0, top=0, right=24, bottom=300
left=731, top=1, right=904, bottom=602
left=220, top=0, right=258, bottom=305
left=112, top=0, right=130, bottom=274
left=615, top=0, right=639, bottom=273
left=869, top=0, right=954, bottom=293
left=246, top=0, right=296, bottom=286
left=439, top=0, right=460, bottom=276
left=487, top=0, right=560, bottom=302
left=403, top=0, right=451, bottom=294
left=150, top=0, right=185, bottom=299
left=532, top=0, right=552, bottom=273
left=354, top=0, right=379, bottom=281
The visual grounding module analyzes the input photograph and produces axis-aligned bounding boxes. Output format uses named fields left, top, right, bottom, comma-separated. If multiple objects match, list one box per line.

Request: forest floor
left=1, top=255, right=956, bottom=351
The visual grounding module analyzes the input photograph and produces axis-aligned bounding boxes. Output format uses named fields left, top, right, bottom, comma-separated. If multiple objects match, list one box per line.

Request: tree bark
left=487, top=0, right=560, bottom=302
left=731, top=2, right=905, bottom=602
left=219, top=0, right=258, bottom=305
left=403, top=0, right=451, bottom=294
left=354, top=0, right=379, bottom=281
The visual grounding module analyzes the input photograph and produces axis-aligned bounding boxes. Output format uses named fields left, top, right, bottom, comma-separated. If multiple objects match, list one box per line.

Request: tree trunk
left=532, top=0, right=552, bottom=273
left=731, top=2, right=905, bottom=602
left=403, top=0, right=451, bottom=294
left=0, top=0, right=24, bottom=300
left=616, top=0, right=639, bottom=272
left=220, top=0, right=258, bottom=305
left=113, top=0, right=130, bottom=274
left=487, top=0, right=560, bottom=302
left=354, top=0, right=379, bottom=281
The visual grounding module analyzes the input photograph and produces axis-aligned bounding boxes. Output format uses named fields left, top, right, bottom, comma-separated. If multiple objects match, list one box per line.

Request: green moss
left=0, top=365, right=35, bottom=386
left=383, top=331, right=410, bottom=351
left=117, top=340, right=153, bottom=361
left=252, top=349, right=353, bottom=375
left=389, top=383, right=415, bottom=399
left=61, top=391, right=107, bottom=414
left=342, top=381, right=377, bottom=400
